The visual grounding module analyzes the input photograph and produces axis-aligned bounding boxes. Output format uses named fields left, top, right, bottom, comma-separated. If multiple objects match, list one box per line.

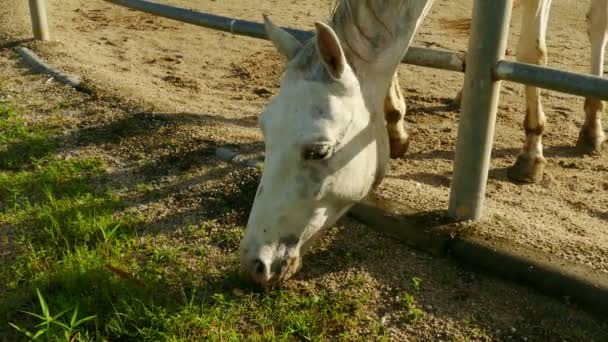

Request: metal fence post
left=448, top=0, right=513, bottom=221
left=28, top=0, right=50, bottom=41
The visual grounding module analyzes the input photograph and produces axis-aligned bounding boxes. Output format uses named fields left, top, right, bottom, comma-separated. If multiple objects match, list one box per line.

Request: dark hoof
left=507, top=154, right=546, bottom=184
left=389, top=137, right=410, bottom=158
left=576, top=128, right=604, bottom=155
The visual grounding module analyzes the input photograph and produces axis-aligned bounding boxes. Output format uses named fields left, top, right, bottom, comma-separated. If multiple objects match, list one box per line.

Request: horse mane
left=291, top=0, right=411, bottom=76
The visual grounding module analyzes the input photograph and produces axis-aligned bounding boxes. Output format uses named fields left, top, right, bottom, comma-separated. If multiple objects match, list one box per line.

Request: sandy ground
left=0, top=48, right=606, bottom=341
left=13, top=0, right=604, bottom=273
left=2, top=0, right=608, bottom=339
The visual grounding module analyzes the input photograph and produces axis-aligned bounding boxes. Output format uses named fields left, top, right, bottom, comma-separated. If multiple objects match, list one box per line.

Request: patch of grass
left=0, top=156, right=136, bottom=329
left=0, top=158, right=106, bottom=208
left=0, top=100, right=386, bottom=341
left=5, top=264, right=377, bottom=340
left=400, top=292, right=424, bottom=323
left=2, top=252, right=145, bottom=340
left=411, top=276, right=422, bottom=291
left=207, top=221, right=244, bottom=251
left=101, top=285, right=371, bottom=340
left=0, top=103, right=134, bottom=338
left=9, top=288, right=96, bottom=341
left=461, top=314, right=492, bottom=341
left=0, top=157, right=124, bottom=252
left=0, top=103, right=58, bottom=169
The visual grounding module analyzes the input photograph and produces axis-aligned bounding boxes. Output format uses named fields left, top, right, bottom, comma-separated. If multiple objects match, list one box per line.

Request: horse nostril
left=253, top=259, right=266, bottom=277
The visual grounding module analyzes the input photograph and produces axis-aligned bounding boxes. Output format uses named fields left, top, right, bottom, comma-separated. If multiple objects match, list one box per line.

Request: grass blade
left=71, top=304, right=79, bottom=327
left=19, top=310, right=46, bottom=321
left=31, top=329, right=47, bottom=340
left=36, top=289, right=50, bottom=320
left=8, top=322, right=29, bottom=334
left=52, top=308, right=70, bottom=321
left=74, top=315, right=97, bottom=327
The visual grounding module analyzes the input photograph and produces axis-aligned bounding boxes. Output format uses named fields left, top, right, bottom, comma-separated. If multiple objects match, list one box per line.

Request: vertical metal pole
left=28, top=0, right=50, bottom=41
left=448, top=0, right=513, bottom=221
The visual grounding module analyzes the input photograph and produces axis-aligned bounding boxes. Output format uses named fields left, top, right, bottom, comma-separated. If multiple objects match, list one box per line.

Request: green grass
left=9, top=289, right=96, bottom=341
left=0, top=103, right=58, bottom=170
left=95, top=284, right=372, bottom=340
left=0, top=100, right=386, bottom=341
left=399, top=292, right=424, bottom=323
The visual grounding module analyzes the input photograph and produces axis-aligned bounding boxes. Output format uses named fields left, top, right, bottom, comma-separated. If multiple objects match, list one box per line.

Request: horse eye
left=302, top=143, right=333, bottom=161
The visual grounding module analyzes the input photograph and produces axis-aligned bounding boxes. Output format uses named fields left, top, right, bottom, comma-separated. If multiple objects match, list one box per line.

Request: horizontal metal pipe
left=103, top=0, right=466, bottom=72
left=495, top=60, right=608, bottom=101
left=406, top=46, right=465, bottom=72
left=104, top=0, right=310, bottom=41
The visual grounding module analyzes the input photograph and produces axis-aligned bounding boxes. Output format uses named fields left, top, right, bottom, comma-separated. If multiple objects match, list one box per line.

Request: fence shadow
left=591, top=209, right=608, bottom=222
left=139, top=112, right=259, bottom=129
left=0, top=38, right=34, bottom=50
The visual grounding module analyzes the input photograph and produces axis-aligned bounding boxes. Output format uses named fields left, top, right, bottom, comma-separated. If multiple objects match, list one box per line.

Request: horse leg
left=385, top=71, right=409, bottom=158
left=577, top=0, right=608, bottom=154
left=508, top=0, right=552, bottom=183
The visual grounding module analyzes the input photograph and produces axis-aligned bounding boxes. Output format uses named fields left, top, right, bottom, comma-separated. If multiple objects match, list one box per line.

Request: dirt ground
left=1, top=0, right=608, bottom=339
left=8, top=0, right=605, bottom=273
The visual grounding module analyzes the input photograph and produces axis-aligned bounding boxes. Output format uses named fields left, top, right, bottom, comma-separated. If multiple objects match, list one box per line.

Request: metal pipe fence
left=102, top=0, right=467, bottom=72
left=448, top=0, right=513, bottom=221
left=28, top=0, right=50, bottom=41
left=495, top=61, right=608, bottom=100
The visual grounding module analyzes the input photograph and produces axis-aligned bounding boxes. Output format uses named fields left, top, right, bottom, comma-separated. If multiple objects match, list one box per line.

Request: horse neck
left=330, top=0, right=433, bottom=112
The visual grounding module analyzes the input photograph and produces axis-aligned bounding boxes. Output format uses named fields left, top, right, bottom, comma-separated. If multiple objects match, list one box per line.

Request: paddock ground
left=1, top=0, right=607, bottom=340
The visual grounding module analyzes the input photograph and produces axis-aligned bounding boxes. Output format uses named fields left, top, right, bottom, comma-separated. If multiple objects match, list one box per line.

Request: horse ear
left=263, top=14, right=302, bottom=60
left=314, top=22, right=346, bottom=79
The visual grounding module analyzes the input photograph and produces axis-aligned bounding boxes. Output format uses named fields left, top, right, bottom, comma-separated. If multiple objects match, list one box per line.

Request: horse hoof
left=576, top=128, right=604, bottom=155
left=507, top=154, right=546, bottom=184
left=389, top=137, right=410, bottom=158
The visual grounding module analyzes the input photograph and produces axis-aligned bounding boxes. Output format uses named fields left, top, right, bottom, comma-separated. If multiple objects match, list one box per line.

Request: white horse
left=239, top=0, right=608, bottom=286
